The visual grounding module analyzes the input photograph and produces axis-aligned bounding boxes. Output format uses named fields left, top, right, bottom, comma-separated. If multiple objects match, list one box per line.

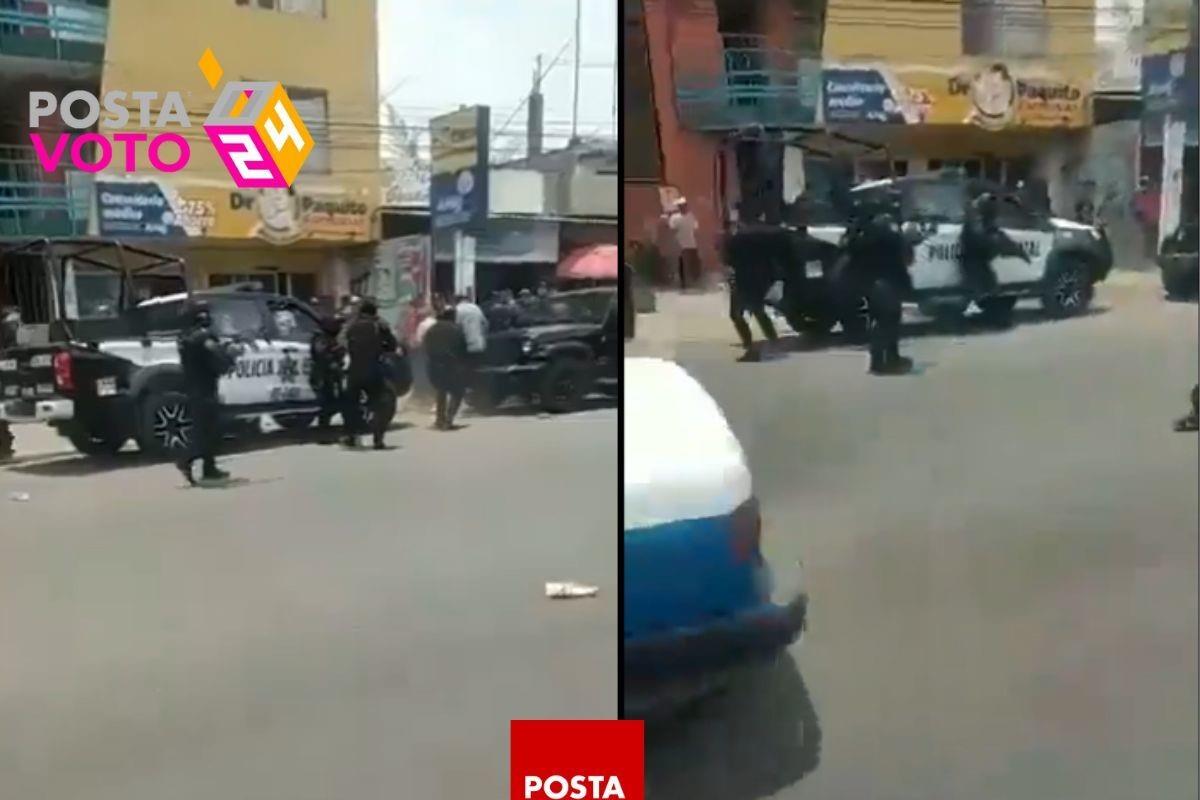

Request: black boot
left=201, top=460, right=229, bottom=481
left=868, top=344, right=887, bottom=374
left=176, top=458, right=196, bottom=485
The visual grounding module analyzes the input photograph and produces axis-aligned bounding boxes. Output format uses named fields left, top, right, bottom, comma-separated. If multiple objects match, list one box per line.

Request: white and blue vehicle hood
left=623, top=357, right=752, bottom=531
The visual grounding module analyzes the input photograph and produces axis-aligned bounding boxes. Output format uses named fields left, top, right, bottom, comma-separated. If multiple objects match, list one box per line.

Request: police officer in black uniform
left=722, top=207, right=781, bottom=361
left=342, top=299, right=397, bottom=449
left=0, top=305, right=18, bottom=460
left=960, top=189, right=1028, bottom=297
left=841, top=189, right=915, bottom=375
left=177, top=299, right=239, bottom=484
left=310, top=313, right=346, bottom=436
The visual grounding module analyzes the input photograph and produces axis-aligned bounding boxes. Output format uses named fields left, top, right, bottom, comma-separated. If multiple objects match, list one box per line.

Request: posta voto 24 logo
left=28, top=48, right=314, bottom=188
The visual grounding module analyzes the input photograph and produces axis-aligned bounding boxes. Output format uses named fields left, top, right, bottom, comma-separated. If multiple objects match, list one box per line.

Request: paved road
left=634, top=277, right=1198, bottom=800
left=0, top=409, right=616, bottom=800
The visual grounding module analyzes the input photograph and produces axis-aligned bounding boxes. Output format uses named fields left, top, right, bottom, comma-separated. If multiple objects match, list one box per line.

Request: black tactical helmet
left=184, top=299, right=212, bottom=326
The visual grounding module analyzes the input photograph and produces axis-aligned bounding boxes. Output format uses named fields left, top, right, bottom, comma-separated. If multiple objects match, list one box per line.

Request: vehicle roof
left=624, top=358, right=752, bottom=531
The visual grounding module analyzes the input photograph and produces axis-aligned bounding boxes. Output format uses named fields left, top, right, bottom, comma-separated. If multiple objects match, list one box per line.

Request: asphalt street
left=0, top=407, right=617, bottom=799
left=632, top=275, right=1198, bottom=800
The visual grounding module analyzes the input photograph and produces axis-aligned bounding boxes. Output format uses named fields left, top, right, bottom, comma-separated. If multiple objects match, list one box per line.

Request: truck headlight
left=521, top=339, right=536, bottom=356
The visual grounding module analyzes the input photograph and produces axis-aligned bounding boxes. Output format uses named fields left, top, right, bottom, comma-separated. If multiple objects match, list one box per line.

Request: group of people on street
left=719, top=183, right=1031, bottom=376
left=172, top=289, right=493, bottom=483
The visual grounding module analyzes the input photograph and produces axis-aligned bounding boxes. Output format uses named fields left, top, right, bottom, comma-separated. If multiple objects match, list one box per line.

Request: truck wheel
left=467, top=383, right=503, bottom=414
left=66, top=426, right=127, bottom=458
left=1042, top=258, right=1093, bottom=317
left=976, top=296, right=1017, bottom=327
left=1163, top=269, right=1199, bottom=300
left=539, top=358, right=591, bottom=414
left=138, top=390, right=193, bottom=459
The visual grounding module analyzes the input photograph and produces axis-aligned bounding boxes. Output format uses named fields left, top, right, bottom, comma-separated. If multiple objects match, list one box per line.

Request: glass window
left=287, top=88, right=331, bottom=174
left=139, top=299, right=186, bottom=334
left=209, top=298, right=265, bottom=338
left=904, top=181, right=967, bottom=222
left=270, top=303, right=320, bottom=341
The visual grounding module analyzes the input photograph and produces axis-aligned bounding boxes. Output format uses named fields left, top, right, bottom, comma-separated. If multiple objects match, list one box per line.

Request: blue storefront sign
left=96, top=181, right=189, bottom=237
left=822, top=67, right=907, bottom=124
left=429, top=106, right=490, bottom=231
left=1141, top=48, right=1197, bottom=145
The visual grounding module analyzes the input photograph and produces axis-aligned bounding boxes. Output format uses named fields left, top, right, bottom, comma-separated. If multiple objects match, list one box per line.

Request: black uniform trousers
left=185, top=390, right=221, bottom=471
left=866, top=278, right=903, bottom=367
left=729, top=288, right=778, bottom=350
left=344, top=369, right=388, bottom=444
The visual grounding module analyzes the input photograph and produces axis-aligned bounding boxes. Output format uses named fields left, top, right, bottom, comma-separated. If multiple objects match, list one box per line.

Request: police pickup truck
left=0, top=285, right=333, bottom=459
left=806, top=174, right=1113, bottom=326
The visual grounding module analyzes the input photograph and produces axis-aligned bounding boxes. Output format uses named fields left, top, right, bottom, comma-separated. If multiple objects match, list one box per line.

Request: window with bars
left=235, top=0, right=324, bottom=18
left=962, top=0, right=1048, bottom=58
left=287, top=87, right=331, bottom=175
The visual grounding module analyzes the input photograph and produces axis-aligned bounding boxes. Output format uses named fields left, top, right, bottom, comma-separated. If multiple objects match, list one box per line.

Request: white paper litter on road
left=8, top=491, right=29, bottom=502
left=545, top=581, right=599, bottom=599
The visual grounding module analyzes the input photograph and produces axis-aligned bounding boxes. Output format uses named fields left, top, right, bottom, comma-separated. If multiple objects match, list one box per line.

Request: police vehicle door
left=264, top=299, right=319, bottom=405
left=210, top=296, right=276, bottom=407
left=992, top=195, right=1053, bottom=285
left=902, top=179, right=969, bottom=291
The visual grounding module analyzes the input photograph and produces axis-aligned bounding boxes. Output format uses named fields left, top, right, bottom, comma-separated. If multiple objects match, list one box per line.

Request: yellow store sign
left=823, top=61, right=1090, bottom=129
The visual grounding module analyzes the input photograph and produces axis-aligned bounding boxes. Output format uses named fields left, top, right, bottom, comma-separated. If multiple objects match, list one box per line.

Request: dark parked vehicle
left=1159, top=222, right=1199, bottom=299
left=474, top=288, right=619, bottom=413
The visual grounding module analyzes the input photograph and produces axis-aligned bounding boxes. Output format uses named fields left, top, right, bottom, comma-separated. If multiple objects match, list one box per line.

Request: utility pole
left=528, top=54, right=544, bottom=158
left=572, top=0, right=581, bottom=142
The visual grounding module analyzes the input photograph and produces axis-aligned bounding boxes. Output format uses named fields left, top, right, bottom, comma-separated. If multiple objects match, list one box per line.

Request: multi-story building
left=2, top=0, right=381, bottom=302
left=625, top=0, right=1101, bottom=281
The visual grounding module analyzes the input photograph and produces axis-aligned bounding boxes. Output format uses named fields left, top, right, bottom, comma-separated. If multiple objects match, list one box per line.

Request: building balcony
left=0, top=145, right=91, bottom=238
left=674, top=36, right=821, bottom=131
left=0, top=0, right=107, bottom=75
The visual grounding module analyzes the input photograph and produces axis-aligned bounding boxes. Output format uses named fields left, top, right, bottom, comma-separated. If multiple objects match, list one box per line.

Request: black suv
left=1159, top=221, right=1199, bottom=299
left=474, top=288, right=619, bottom=413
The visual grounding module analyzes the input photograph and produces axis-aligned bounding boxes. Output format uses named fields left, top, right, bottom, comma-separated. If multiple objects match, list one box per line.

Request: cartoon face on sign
left=968, top=63, right=1016, bottom=130
left=254, top=187, right=303, bottom=244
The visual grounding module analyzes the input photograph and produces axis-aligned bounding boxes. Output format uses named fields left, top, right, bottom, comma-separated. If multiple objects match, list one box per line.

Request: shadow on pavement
left=4, top=422, right=415, bottom=478
left=463, top=395, right=618, bottom=419
left=644, top=656, right=821, bottom=800
left=761, top=305, right=1111, bottom=358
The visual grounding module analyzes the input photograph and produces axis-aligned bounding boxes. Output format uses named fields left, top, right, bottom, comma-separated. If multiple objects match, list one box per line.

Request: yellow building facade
left=819, top=0, right=1097, bottom=208
left=93, top=0, right=381, bottom=300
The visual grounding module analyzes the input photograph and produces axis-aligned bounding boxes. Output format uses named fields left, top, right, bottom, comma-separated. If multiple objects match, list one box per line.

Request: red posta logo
left=511, top=720, right=644, bottom=800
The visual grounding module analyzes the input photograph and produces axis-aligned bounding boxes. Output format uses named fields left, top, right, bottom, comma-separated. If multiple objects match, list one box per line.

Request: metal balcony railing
left=675, top=34, right=822, bottom=131
left=0, top=145, right=91, bottom=237
left=0, top=1, right=107, bottom=64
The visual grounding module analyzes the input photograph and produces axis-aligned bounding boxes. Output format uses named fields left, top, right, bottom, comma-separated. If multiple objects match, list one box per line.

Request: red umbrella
left=556, top=244, right=619, bottom=281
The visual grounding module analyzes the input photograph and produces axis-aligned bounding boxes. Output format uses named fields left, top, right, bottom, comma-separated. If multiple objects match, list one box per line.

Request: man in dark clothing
left=342, top=299, right=397, bottom=449
left=842, top=190, right=914, bottom=375
left=0, top=305, right=17, bottom=460
left=177, top=300, right=238, bottom=483
left=960, top=191, right=1029, bottom=296
left=309, top=314, right=346, bottom=436
left=423, top=307, right=468, bottom=430
left=722, top=221, right=781, bottom=361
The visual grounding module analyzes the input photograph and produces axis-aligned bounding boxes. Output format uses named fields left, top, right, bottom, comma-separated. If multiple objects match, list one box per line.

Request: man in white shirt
left=665, top=198, right=701, bottom=289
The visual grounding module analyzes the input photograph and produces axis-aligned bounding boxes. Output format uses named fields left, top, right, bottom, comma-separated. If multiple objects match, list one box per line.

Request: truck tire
left=66, top=426, right=128, bottom=457
left=1042, top=257, right=1093, bottom=317
left=138, top=390, right=193, bottom=460
left=539, top=357, right=592, bottom=414
left=1163, top=268, right=1199, bottom=300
